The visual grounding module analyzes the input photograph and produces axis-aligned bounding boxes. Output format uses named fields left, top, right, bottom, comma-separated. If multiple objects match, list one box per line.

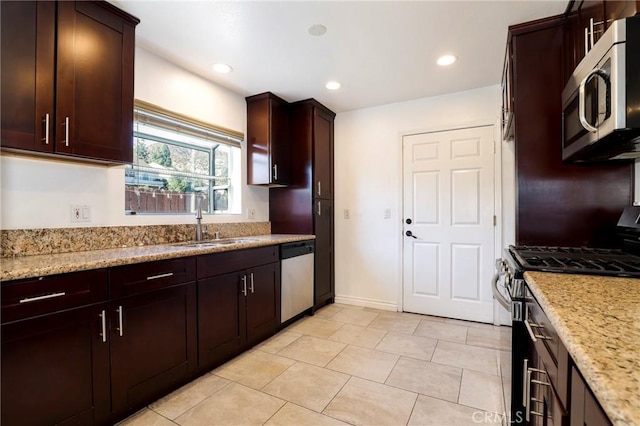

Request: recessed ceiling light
left=308, top=24, right=327, bottom=36
left=436, top=54, right=457, bottom=66
left=325, top=81, right=341, bottom=90
left=213, top=63, right=232, bottom=73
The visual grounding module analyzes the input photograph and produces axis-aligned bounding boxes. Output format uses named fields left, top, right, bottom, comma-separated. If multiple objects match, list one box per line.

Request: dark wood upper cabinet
left=313, top=106, right=335, bottom=200
left=510, top=16, right=633, bottom=247
left=0, top=1, right=139, bottom=164
left=563, top=0, right=640, bottom=83
left=0, top=1, right=55, bottom=153
left=246, top=92, right=291, bottom=186
left=501, top=40, right=515, bottom=142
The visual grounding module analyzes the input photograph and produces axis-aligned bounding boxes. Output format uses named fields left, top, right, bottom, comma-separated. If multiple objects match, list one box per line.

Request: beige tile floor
left=118, top=304, right=512, bottom=426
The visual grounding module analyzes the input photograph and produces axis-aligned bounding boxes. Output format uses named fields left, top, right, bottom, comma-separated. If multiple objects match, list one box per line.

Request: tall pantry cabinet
left=269, top=99, right=336, bottom=310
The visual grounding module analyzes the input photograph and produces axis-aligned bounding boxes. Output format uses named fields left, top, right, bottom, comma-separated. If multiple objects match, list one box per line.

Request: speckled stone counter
left=1, top=222, right=272, bottom=257
left=524, top=271, right=640, bottom=426
left=1, top=234, right=314, bottom=281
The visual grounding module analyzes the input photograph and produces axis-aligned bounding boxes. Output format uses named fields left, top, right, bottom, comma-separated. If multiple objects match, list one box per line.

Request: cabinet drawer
left=110, top=258, right=196, bottom=298
left=525, top=286, right=570, bottom=408
left=197, top=246, right=278, bottom=279
left=1, top=269, right=108, bottom=323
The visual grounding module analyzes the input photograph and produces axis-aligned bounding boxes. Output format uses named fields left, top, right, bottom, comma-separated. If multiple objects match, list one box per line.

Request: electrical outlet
left=70, top=204, right=91, bottom=223
left=344, top=209, right=350, bottom=219
left=384, top=208, right=391, bottom=219
left=247, top=208, right=256, bottom=220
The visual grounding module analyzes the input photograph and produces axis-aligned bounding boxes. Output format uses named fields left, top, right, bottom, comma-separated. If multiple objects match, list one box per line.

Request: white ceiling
left=112, top=0, right=568, bottom=113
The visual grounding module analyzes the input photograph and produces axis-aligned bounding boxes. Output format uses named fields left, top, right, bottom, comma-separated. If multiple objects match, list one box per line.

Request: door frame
left=396, top=118, right=503, bottom=320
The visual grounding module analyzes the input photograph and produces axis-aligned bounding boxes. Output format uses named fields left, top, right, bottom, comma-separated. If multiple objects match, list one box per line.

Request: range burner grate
left=508, top=245, right=640, bottom=277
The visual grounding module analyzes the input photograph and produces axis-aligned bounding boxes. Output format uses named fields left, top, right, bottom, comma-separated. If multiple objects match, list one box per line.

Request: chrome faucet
left=195, top=199, right=203, bottom=241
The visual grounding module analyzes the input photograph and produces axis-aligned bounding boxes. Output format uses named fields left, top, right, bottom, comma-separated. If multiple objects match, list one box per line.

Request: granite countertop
left=1, top=234, right=314, bottom=281
left=524, top=271, right=640, bottom=426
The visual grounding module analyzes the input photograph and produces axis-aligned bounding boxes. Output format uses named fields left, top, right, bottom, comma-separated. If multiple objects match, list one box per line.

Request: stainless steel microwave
left=561, top=15, right=640, bottom=162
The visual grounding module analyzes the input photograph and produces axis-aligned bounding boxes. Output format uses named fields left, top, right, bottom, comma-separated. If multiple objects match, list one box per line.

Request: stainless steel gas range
left=492, top=206, right=640, bottom=424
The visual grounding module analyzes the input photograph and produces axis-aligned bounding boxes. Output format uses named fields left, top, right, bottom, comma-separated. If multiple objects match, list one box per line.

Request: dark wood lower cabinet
left=2, top=247, right=281, bottom=424
left=570, top=367, right=612, bottom=426
left=198, top=271, right=246, bottom=370
left=109, top=283, right=197, bottom=420
left=1, top=305, right=110, bottom=426
left=197, top=252, right=280, bottom=371
left=246, top=262, right=280, bottom=346
left=314, top=198, right=334, bottom=309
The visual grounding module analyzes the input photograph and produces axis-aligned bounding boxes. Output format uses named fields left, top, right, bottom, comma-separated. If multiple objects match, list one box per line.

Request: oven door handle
left=491, top=272, right=511, bottom=311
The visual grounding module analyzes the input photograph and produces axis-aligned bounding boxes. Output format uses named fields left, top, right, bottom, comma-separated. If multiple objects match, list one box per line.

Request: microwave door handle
left=579, top=69, right=608, bottom=133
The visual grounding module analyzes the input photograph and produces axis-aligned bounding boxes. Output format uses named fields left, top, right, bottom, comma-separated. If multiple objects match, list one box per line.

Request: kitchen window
left=125, top=100, right=243, bottom=215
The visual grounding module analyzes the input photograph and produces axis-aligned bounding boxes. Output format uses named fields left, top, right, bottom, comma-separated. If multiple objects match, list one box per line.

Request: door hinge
left=493, top=215, right=497, bottom=226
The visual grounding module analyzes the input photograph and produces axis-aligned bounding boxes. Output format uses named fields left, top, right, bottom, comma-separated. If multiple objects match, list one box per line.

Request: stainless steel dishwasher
left=280, top=240, right=314, bottom=323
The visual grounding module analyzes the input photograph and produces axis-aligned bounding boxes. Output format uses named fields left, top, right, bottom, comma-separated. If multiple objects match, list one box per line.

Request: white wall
left=0, top=47, right=269, bottom=230
left=334, top=86, right=510, bottom=311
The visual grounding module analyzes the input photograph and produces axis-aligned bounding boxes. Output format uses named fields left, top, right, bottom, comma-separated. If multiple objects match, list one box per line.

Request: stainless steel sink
left=175, top=238, right=259, bottom=248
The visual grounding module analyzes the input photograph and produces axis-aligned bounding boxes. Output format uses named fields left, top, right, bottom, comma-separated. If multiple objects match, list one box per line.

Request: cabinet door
left=270, top=96, right=291, bottom=185
left=313, top=107, right=334, bottom=199
left=1, top=305, right=110, bottom=426
left=246, top=93, right=290, bottom=186
left=0, top=1, right=55, bottom=152
left=56, top=1, right=135, bottom=163
left=198, top=271, right=246, bottom=370
left=570, top=367, right=611, bottom=426
left=110, top=283, right=196, bottom=418
left=246, top=262, right=279, bottom=346
left=314, top=198, right=334, bottom=307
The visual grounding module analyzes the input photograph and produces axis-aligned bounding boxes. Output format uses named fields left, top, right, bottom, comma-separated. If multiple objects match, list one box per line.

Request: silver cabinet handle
left=525, top=319, right=550, bottom=342
left=317, top=181, right=322, bottom=196
left=589, top=18, right=595, bottom=50
left=241, top=275, right=247, bottom=296
left=116, top=305, right=124, bottom=337
left=62, top=116, right=70, bottom=146
left=522, top=358, right=529, bottom=407
left=525, top=368, right=532, bottom=422
left=147, top=272, right=174, bottom=281
left=249, top=272, right=255, bottom=294
left=19, top=292, right=65, bottom=304
left=316, top=200, right=321, bottom=216
left=273, top=164, right=278, bottom=181
left=584, top=26, right=589, bottom=54
left=43, top=114, right=50, bottom=145
left=99, top=310, right=107, bottom=343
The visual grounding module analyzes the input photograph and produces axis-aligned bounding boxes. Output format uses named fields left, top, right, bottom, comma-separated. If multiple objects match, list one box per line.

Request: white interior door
left=402, top=126, right=495, bottom=323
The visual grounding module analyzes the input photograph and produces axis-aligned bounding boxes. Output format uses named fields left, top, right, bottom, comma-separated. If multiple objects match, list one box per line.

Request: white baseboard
left=334, top=294, right=398, bottom=312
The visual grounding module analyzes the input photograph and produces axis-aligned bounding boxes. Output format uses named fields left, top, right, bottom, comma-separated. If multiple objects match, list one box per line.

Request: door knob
left=406, top=218, right=412, bottom=224
left=405, top=230, right=417, bottom=239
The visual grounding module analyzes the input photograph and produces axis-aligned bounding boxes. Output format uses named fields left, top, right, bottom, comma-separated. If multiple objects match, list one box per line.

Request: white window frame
left=126, top=100, right=244, bottom=215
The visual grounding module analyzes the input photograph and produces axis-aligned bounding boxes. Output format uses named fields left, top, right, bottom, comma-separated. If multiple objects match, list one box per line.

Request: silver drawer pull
left=146, top=272, right=174, bottom=281
left=530, top=410, right=544, bottom=417
left=249, top=272, right=255, bottom=293
left=525, top=319, right=550, bottom=342
left=531, top=379, right=551, bottom=386
left=19, top=292, right=66, bottom=304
